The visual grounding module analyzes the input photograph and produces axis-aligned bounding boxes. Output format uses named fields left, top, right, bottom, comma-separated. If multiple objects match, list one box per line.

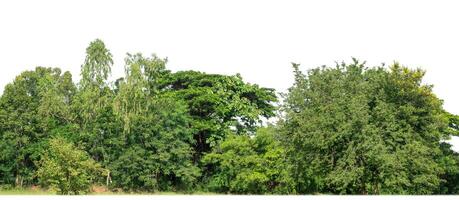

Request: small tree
left=202, top=126, right=294, bottom=194
left=36, top=138, right=105, bottom=194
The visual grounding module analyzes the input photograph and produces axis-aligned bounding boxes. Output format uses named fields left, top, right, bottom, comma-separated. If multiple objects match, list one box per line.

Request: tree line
left=0, top=39, right=459, bottom=194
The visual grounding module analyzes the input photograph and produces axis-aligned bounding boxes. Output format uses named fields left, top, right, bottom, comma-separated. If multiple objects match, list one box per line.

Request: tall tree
left=73, top=39, right=119, bottom=166
left=111, top=53, right=198, bottom=191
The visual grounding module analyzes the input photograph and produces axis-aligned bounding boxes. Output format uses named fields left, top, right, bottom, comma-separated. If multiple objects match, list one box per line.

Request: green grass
left=89, top=191, right=218, bottom=195
left=0, top=187, right=217, bottom=195
left=0, top=188, right=52, bottom=195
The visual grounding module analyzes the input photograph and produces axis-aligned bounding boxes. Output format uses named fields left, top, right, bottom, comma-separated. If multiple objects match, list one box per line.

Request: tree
left=162, top=71, right=278, bottom=162
left=110, top=53, right=199, bottom=192
left=202, top=126, right=294, bottom=194
left=0, top=67, right=75, bottom=187
left=80, top=39, right=113, bottom=89
left=280, top=59, right=453, bottom=194
left=37, top=70, right=76, bottom=132
left=36, top=137, right=105, bottom=194
left=0, top=130, right=16, bottom=186
left=438, top=142, right=459, bottom=194
left=73, top=39, right=119, bottom=167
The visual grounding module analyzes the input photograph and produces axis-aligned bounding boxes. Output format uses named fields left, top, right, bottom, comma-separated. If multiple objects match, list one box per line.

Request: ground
left=0, top=185, right=216, bottom=195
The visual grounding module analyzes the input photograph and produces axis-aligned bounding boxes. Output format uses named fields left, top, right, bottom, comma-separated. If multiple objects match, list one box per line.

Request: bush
left=36, top=138, right=106, bottom=194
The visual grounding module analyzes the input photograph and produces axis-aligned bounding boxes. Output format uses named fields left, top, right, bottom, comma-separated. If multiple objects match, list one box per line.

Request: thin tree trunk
left=15, top=174, right=23, bottom=188
left=15, top=175, right=19, bottom=187
left=106, top=171, right=111, bottom=187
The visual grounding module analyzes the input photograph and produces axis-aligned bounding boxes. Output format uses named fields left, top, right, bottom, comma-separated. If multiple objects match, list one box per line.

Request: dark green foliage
left=110, top=54, right=199, bottom=191
left=162, top=71, right=277, bottom=161
left=0, top=67, right=75, bottom=187
left=438, top=142, right=459, bottom=194
left=0, top=131, right=16, bottom=185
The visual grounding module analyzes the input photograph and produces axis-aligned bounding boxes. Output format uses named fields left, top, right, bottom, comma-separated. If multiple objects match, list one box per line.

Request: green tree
left=110, top=53, right=199, bottom=192
left=438, top=142, right=459, bottom=194
left=203, top=126, right=294, bottom=194
left=36, top=137, right=105, bottom=194
left=162, top=71, right=277, bottom=161
left=80, top=39, right=113, bottom=89
left=73, top=39, right=120, bottom=168
left=281, top=59, right=453, bottom=194
left=0, top=67, right=75, bottom=187
left=38, top=70, right=76, bottom=132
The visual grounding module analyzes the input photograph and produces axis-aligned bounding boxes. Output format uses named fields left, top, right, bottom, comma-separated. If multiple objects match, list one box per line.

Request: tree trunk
left=106, top=171, right=111, bottom=187
left=15, top=174, right=23, bottom=188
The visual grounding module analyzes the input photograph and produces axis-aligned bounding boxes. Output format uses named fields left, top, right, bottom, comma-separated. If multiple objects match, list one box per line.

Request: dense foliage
left=1, top=40, right=459, bottom=195
left=0, top=67, right=75, bottom=187
left=280, top=60, right=459, bottom=194
left=36, top=138, right=105, bottom=194
left=110, top=53, right=199, bottom=192
left=202, top=126, right=294, bottom=194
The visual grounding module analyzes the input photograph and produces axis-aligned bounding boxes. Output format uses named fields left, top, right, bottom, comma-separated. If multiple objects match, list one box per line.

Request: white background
left=1, top=0, right=459, bottom=149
